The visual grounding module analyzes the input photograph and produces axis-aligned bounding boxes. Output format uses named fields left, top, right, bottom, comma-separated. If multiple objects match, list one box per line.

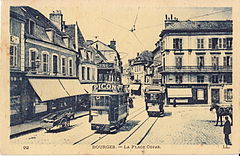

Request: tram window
left=105, top=96, right=110, bottom=106
left=93, top=96, right=111, bottom=106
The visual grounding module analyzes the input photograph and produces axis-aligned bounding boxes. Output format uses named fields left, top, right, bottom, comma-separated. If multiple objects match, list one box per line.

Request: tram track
left=119, top=117, right=158, bottom=145
left=73, top=106, right=146, bottom=145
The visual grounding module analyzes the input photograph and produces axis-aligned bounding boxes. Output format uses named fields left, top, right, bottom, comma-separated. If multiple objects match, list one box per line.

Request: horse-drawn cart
left=40, top=109, right=74, bottom=132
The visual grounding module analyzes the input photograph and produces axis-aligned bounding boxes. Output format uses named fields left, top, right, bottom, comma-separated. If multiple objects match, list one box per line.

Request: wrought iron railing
left=158, top=66, right=232, bottom=72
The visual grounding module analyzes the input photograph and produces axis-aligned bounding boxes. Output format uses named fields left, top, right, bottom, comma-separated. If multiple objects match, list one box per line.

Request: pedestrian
left=223, top=116, right=232, bottom=147
left=128, top=97, right=133, bottom=108
left=173, top=98, right=177, bottom=107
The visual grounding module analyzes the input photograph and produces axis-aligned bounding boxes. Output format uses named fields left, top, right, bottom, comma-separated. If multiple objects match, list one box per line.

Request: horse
left=210, top=104, right=233, bottom=126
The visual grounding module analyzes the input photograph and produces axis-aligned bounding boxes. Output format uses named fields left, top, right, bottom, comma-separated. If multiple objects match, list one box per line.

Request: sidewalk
left=10, top=111, right=89, bottom=138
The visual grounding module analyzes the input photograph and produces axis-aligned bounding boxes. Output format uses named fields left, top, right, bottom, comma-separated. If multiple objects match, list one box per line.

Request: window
left=42, top=53, right=49, bottom=73
left=197, top=39, right=204, bottom=49
left=173, top=38, right=182, bottom=50
left=223, top=56, right=232, bottom=67
left=197, top=75, right=204, bottom=83
left=69, top=59, right=73, bottom=76
left=209, top=38, right=218, bottom=49
left=224, top=74, right=232, bottom=84
left=197, top=89, right=204, bottom=100
left=92, top=68, right=95, bottom=80
left=224, top=89, right=232, bottom=102
left=212, top=56, right=219, bottom=70
left=197, top=56, right=204, bottom=69
left=53, top=55, right=58, bottom=74
left=212, top=75, right=219, bottom=83
left=82, top=67, right=85, bottom=80
left=10, top=45, right=17, bottom=67
left=175, top=75, right=183, bottom=83
left=61, top=57, right=66, bottom=75
left=175, top=56, right=182, bottom=69
left=30, top=49, right=37, bottom=71
left=218, top=38, right=222, bottom=49
left=87, top=67, right=90, bottom=80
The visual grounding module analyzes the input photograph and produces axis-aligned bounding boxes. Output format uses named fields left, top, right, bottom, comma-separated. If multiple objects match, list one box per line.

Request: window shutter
left=197, top=57, right=200, bottom=67
left=173, top=39, right=176, bottom=49
left=216, top=57, right=219, bottom=66
left=223, top=38, right=226, bottom=48
left=209, top=75, right=212, bottom=82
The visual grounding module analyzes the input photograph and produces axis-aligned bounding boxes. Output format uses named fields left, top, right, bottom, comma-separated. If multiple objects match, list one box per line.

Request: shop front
left=27, top=78, right=89, bottom=118
left=166, top=84, right=208, bottom=104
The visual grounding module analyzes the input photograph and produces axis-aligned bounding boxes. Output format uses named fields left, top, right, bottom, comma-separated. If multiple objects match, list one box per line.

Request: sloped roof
left=65, top=23, right=85, bottom=48
left=160, top=20, right=232, bottom=36
left=90, top=40, right=121, bottom=60
left=10, top=6, right=75, bottom=50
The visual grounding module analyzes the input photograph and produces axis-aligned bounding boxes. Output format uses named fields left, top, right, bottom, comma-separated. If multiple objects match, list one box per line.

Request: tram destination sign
left=93, top=83, right=124, bottom=92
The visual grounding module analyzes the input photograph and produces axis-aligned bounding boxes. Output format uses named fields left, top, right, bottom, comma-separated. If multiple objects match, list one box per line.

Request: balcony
left=159, top=66, right=232, bottom=73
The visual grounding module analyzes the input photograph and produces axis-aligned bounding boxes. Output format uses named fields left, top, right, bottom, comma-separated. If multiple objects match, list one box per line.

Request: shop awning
left=59, top=79, right=87, bottom=96
left=167, top=88, right=192, bottom=98
left=28, top=79, right=69, bottom=102
left=129, top=84, right=141, bottom=91
left=81, top=84, right=93, bottom=93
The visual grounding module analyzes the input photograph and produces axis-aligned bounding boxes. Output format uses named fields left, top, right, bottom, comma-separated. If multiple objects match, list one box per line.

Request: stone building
left=89, top=40, right=123, bottom=84
left=153, top=14, right=232, bottom=105
left=9, top=7, right=88, bottom=125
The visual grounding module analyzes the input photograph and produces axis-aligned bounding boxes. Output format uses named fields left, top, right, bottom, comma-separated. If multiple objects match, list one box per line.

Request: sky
left=10, top=0, right=232, bottom=64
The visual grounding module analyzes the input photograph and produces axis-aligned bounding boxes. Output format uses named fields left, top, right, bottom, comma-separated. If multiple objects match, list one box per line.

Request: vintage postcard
left=0, top=0, right=240, bottom=155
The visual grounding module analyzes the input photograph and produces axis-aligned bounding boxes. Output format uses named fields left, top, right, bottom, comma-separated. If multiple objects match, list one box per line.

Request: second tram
left=145, top=86, right=165, bottom=117
left=89, top=83, right=129, bottom=133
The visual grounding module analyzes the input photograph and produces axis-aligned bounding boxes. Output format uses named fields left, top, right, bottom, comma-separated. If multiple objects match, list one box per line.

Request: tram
left=89, top=83, right=129, bottom=133
left=144, top=86, right=165, bottom=117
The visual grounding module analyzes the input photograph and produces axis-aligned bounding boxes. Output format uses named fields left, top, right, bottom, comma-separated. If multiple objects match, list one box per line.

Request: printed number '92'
left=23, top=146, right=29, bottom=150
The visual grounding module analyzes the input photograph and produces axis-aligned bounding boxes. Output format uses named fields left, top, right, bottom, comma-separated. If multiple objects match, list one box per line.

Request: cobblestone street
left=11, top=97, right=229, bottom=145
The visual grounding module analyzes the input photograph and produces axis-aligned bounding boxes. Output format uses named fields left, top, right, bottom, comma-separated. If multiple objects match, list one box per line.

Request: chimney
left=164, top=14, right=179, bottom=28
left=49, top=10, right=63, bottom=31
left=109, top=39, right=116, bottom=50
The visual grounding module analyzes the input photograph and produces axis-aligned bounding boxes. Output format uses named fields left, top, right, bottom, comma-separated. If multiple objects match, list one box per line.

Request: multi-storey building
left=127, top=52, right=153, bottom=95
left=10, top=7, right=88, bottom=125
left=153, top=15, right=232, bottom=105
left=90, top=40, right=123, bottom=84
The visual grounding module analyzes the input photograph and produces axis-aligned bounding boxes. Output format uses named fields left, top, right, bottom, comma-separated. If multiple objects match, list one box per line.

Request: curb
left=10, top=127, right=42, bottom=139
left=10, top=112, right=89, bottom=139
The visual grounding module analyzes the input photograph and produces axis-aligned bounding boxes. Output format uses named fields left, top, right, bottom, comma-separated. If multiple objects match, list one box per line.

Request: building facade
left=10, top=7, right=88, bottom=125
left=90, top=40, right=123, bottom=84
left=153, top=15, right=232, bottom=105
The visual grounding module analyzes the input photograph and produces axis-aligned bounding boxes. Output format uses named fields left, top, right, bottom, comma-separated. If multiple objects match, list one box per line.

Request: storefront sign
left=93, top=83, right=124, bottom=92
left=97, top=63, right=114, bottom=68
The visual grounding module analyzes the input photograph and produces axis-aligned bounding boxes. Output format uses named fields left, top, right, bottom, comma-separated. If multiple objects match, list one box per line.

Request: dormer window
left=63, top=36, right=70, bottom=48
left=46, top=28, right=55, bottom=43
left=26, top=19, right=35, bottom=35
left=29, top=20, right=35, bottom=35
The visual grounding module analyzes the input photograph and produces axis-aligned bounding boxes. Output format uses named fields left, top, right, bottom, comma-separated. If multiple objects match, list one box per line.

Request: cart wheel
left=61, top=118, right=68, bottom=128
left=45, top=128, right=51, bottom=132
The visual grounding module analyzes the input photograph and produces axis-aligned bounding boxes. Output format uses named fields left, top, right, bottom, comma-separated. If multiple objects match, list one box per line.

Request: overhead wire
left=136, top=8, right=232, bottom=30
